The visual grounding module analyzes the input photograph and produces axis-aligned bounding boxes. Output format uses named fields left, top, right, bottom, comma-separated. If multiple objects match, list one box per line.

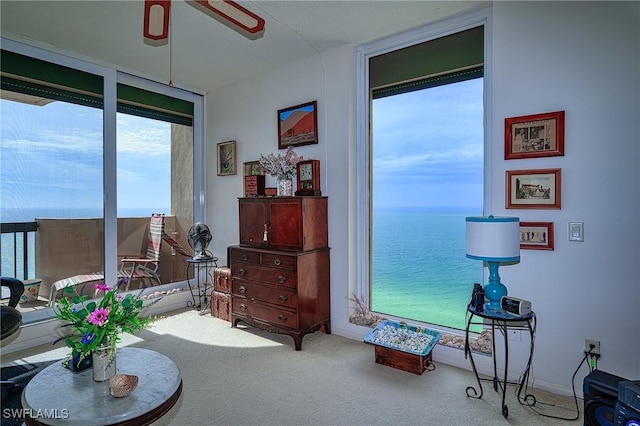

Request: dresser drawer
left=230, top=248, right=260, bottom=264
left=232, top=298, right=298, bottom=329
left=230, top=247, right=297, bottom=270
left=230, top=263, right=297, bottom=288
left=232, top=280, right=297, bottom=309
left=260, top=253, right=296, bottom=270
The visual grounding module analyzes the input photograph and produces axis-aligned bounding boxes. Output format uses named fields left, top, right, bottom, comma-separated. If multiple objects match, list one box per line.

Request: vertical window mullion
left=103, top=71, right=118, bottom=286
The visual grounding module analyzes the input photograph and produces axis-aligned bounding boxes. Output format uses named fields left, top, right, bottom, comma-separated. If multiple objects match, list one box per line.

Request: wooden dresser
left=229, top=196, right=330, bottom=350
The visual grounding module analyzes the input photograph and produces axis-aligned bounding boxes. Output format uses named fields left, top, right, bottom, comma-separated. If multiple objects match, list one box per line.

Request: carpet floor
left=1, top=308, right=583, bottom=425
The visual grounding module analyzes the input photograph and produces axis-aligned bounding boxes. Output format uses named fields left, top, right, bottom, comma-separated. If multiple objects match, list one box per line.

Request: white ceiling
left=0, top=1, right=488, bottom=92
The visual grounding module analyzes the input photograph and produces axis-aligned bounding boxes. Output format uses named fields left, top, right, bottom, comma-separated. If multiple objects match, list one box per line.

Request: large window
left=0, top=41, right=203, bottom=322
left=357, top=18, right=489, bottom=332
left=371, top=78, right=483, bottom=331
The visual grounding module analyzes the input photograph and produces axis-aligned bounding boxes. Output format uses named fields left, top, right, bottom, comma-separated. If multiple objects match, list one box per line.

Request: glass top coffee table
left=21, top=347, right=182, bottom=426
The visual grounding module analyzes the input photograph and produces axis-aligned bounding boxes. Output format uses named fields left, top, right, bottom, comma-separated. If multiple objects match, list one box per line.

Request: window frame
left=1, top=37, right=205, bottom=323
left=354, top=8, right=493, bottom=319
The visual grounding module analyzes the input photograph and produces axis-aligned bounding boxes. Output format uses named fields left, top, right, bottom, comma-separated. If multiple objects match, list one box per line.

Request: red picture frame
left=520, top=222, right=554, bottom=250
left=505, top=111, right=565, bottom=159
left=506, top=168, right=561, bottom=209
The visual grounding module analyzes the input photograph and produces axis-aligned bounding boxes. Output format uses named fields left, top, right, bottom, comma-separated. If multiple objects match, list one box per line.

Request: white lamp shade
left=466, top=216, right=520, bottom=262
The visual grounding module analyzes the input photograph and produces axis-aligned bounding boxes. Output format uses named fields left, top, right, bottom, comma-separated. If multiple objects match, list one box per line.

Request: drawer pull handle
left=239, top=286, right=247, bottom=294
left=279, top=314, right=287, bottom=321
left=278, top=275, right=286, bottom=284
left=239, top=268, right=246, bottom=276
left=278, top=294, right=287, bottom=302
left=241, top=254, right=248, bottom=261
left=239, top=303, right=247, bottom=311
left=274, top=259, right=281, bottom=266
left=263, top=224, right=268, bottom=242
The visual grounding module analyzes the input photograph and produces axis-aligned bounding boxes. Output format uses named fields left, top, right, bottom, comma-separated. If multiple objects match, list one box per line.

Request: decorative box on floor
left=214, top=267, right=231, bottom=294
left=364, top=320, right=441, bottom=375
left=212, top=291, right=231, bottom=321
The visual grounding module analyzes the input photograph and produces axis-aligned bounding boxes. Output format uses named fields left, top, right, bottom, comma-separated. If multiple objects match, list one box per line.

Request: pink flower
left=95, top=283, right=111, bottom=293
left=88, top=308, right=110, bottom=326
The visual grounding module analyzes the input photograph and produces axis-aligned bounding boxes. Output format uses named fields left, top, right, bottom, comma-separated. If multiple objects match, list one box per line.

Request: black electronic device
left=584, top=370, right=627, bottom=426
left=469, top=283, right=484, bottom=312
left=618, top=381, right=640, bottom=412
left=615, top=380, right=640, bottom=426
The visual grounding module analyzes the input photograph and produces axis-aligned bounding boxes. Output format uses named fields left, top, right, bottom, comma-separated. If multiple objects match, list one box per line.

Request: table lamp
left=466, top=216, right=520, bottom=311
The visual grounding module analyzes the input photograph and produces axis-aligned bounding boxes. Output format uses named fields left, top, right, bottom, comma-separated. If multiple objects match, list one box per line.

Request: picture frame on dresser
left=243, top=160, right=265, bottom=197
left=506, top=168, right=561, bottom=209
left=520, top=222, right=554, bottom=250
left=505, top=111, right=565, bottom=159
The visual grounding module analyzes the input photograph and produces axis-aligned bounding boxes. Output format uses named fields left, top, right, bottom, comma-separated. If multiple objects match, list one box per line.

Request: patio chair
left=162, top=232, right=193, bottom=258
left=119, top=212, right=165, bottom=291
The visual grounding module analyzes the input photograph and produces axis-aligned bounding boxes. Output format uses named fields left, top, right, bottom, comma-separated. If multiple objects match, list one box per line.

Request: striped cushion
left=146, top=213, right=165, bottom=261
left=48, top=272, right=105, bottom=306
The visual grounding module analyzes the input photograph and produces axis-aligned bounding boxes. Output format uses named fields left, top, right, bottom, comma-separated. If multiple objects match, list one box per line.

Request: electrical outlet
left=509, top=329, right=521, bottom=342
left=585, top=339, right=600, bottom=355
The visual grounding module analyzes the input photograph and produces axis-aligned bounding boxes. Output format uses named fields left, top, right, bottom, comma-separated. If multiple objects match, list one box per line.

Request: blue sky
left=1, top=78, right=483, bottom=220
left=372, top=78, right=484, bottom=210
left=1, top=99, right=170, bottom=221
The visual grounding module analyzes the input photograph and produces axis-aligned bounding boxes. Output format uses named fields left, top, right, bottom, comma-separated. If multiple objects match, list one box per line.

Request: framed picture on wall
left=520, top=222, right=554, bottom=250
left=505, top=111, right=565, bottom=159
left=277, top=101, right=318, bottom=149
left=217, top=140, right=237, bottom=176
left=506, top=168, right=561, bottom=209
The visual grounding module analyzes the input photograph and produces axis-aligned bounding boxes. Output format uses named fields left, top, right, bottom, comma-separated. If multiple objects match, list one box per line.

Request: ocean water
left=372, top=207, right=483, bottom=331
left=4, top=206, right=483, bottom=332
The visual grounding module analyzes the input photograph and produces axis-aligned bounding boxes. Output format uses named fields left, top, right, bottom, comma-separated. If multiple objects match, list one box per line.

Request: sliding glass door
left=1, top=40, right=203, bottom=322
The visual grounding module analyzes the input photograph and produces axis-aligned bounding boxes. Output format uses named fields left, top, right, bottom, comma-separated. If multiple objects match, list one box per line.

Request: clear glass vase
left=277, top=178, right=293, bottom=196
left=92, top=344, right=116, bottom=382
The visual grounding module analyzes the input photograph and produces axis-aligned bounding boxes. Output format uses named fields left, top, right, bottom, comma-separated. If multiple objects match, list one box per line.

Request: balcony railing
left=1, top=216, right=193, bottom=313
left=1, top=221, right=38, bottom=280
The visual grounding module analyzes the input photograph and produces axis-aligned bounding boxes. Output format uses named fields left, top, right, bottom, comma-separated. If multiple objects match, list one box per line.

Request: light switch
left=569, top=222, right=584, bottom=241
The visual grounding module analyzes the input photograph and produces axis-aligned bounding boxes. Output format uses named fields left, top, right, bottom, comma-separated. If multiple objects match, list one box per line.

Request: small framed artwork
left=520, top=222, right=554, bottom=250
left=217, top=140, right=237, bottom=176
left=243, top=161, right=264, bottom=176
left=506, top=168, right=561, bottom=209
left=277, top=100, right=318, bottom=149
left=505, top=111, right=565, bottom=159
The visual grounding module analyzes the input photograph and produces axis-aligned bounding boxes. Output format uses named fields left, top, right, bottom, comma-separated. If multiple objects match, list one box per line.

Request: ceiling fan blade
left=144, top=0, right=171, bottom=41
left=194, top=0, right=265, bottom=34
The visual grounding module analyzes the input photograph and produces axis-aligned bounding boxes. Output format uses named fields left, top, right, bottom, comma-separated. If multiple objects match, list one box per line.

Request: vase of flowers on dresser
left=259, top=146, right=302, bottom=196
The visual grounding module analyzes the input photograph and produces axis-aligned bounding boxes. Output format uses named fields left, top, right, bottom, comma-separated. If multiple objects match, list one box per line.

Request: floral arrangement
left=259, top=146, right=303, bottom=179
left=53, top=279, right=157, bottom=368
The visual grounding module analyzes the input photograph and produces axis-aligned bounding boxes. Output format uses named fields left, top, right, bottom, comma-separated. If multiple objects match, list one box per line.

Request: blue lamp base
left=484, top=261, right=507, bottom=312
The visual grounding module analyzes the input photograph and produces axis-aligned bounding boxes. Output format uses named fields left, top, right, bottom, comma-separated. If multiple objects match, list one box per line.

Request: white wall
left=207, top=1, right=639, bottom=396
left=490, top=1, right=640, bottom=392
left=205, top=45, right=355, bottom=307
